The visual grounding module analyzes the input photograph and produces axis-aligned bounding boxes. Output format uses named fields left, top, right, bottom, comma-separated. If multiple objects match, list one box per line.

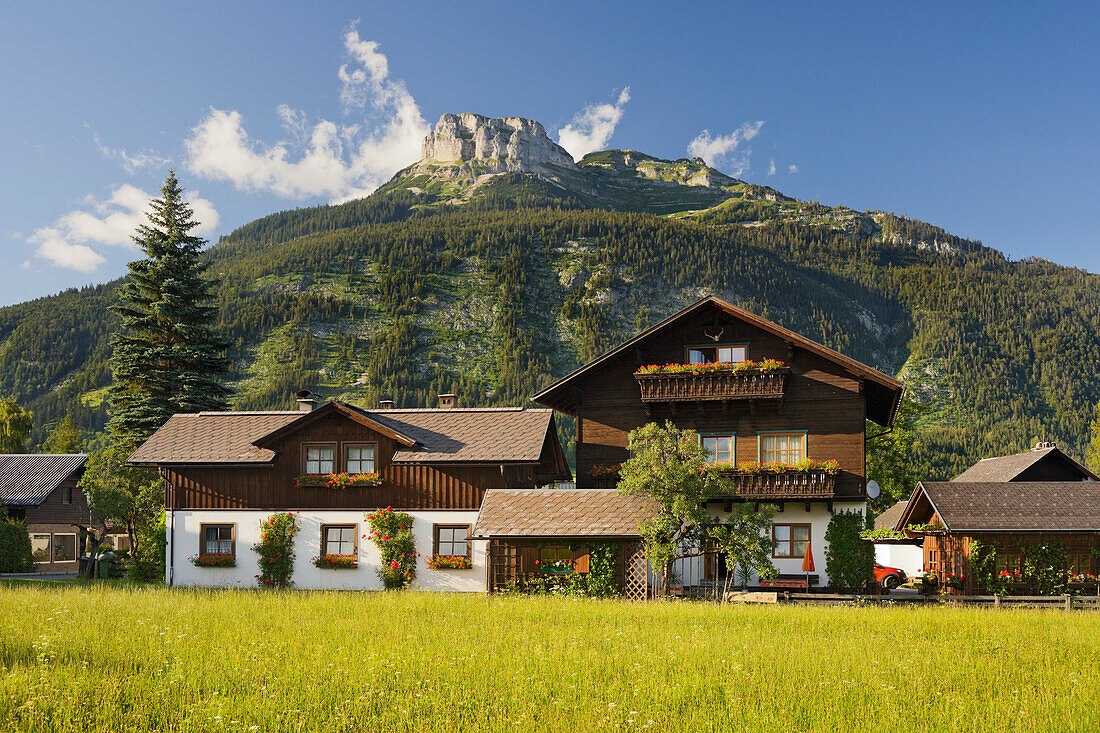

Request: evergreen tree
left=1086, top=401, right=1100, bottom=475
left=107, top=171, right=230, bottom=449
left=41, top=414, right=84, bottom=453
left=0, top=397, right=32, bottom=453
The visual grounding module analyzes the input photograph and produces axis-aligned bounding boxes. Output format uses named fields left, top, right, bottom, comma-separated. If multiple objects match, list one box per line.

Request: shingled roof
left=903, top=481, right=1100, bottom=532
left=0, top=454, right=87, bottom=506
left=874, top=500, right=908, bottom=531
left=472, top=489, right=655, bottom=538
left=365, top=408, right=556, bottom=463
left=129, top=405, right=560, bottom=466
left=952, top=445, right=1098, bottom=482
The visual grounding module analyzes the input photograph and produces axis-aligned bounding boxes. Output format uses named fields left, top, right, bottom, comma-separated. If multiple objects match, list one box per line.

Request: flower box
left=191, top=553, right=236, bottom=568
left=295, top=472, right=382, bottom=489
left=634, top=361, right=789, bottom=403
left=706, top=462, right=838, bottom=499
left=312, top=554, right=358, bottom=569
left=426, top=554, right=473, bottom=570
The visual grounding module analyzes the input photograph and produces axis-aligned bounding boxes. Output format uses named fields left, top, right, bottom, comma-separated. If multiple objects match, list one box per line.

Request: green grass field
left=0, top=582, right=1096, bottom=732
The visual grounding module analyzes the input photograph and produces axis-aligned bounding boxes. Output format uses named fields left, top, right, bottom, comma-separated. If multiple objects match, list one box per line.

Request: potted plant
left=190, top=553, right=236, bottom=568
left=426, top=554, right=473, bottom=570
left=312, top=554, right=358, bottom=569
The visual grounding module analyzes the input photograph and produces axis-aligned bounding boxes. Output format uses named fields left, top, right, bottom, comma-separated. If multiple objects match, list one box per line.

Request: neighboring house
left=897, top=442, right=1100, bottom=593
left=532, top=295, right=905, bottom=589
left=0, top=454, right=98, bottom=571
left=129, top=394, right=571, bottom=589
left=871, top=500, right=922, bottom=577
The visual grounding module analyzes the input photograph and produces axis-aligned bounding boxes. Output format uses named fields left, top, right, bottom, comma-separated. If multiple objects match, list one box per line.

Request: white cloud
left=788, top=164, right=799, bottom=174
left=27, top=185, right=218, bottom=272
left=767, top=159, right=776, bottom=177
left=88, top=125, right=171, bottom=174
left=557, top=87, right=631, bottom=161
left=184, top=24, right=428, bottom=204
left=686, top=121, right=765, bottom=175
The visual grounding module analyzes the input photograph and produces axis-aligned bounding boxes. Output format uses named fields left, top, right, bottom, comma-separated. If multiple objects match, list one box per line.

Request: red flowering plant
left=426, top=554, right=472, bottom=570
left=590, top=463, right=622, bottom=478
left=706, top=459, right=840, bottom=475
left=190, top=553, right=236, bottom=568
left=252, top=512, right=299, bottom=588
left=365, top=506, right=417, bottom=589
left=313, top=554, right=358, bottom=569
left=634, top=359, right=786, bottom=376
left=943, top=572, right=965, bottom=590
left=295, top=472, right=382, bottom=488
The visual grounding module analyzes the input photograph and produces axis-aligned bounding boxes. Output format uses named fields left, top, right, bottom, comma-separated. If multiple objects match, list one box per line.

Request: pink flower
left=390, top=561, right=399, bottom=569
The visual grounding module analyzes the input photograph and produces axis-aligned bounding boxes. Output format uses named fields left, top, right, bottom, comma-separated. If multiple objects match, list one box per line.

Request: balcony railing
left=635, top=367, right=789, bottom=403
left=712, top=469, right=836, bottom=500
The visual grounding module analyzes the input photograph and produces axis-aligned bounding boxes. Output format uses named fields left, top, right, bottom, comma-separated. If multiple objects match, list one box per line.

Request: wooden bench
left=760, top=574, right=819, bottom=590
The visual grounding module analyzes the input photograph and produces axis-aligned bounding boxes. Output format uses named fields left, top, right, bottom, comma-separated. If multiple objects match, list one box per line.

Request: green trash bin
left=96, top=552, right=114, bottom=579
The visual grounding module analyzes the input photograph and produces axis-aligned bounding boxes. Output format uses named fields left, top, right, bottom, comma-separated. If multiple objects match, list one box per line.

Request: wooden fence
left=777, top=592, right=1100, bottom=611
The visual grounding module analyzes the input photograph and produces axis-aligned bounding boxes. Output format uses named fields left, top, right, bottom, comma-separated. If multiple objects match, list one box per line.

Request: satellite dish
left=866, top=480, right=881, bottom=499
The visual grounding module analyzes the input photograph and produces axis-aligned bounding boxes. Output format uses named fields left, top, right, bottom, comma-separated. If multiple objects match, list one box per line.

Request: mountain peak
left=417, top=113, right=577, bottom=177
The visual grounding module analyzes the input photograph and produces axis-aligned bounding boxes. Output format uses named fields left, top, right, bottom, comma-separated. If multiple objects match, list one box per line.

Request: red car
left=873, top=562, right=908, bottom=590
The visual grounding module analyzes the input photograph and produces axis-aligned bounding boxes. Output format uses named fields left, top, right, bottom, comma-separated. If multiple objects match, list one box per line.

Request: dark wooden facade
left=487, top=538, right=637, bottom=594
left=546, top=304, right=878, bottom=500
left=164, top=410, right=548, bottom=511
left=924, top=532, right=1100, bottom=594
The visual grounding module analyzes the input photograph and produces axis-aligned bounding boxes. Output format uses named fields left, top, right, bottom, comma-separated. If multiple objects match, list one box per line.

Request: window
left=773, top=524, right=810, bottom=558
left=687, top=344, right=747, bottom=365
left=345, top=444, right=376, bottom=474
left=1069, top=553, right=1090, bottom=574
left=31, top=534, right=51, bottom=562
left=53, top=534, right=77, bottom=562
left=109, top=535, right=131, bottom=552
left=540, top=545, right=573, bottom=563
left=702, top=435, right=734, bottom=465
left=434, top=524, right=470, bottom=558
left=760, top=433, right=805, bottom=465
left=62, top=486, right=73, bottom=504
left=200, top=524, right=235, bottom=555
left=322, top=525, right=357, bottom=556
left=304, top=444, right=335, bottom=474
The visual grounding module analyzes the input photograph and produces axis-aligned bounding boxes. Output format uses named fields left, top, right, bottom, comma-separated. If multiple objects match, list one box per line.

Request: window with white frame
left=759, top=433, right=805, bottom=465
left=687, top=345, right=747, bottom=364
left=702, top=435, right=734, bottom=465
left=31, top=534, right=51, bottom=562
left=346, top=445, right=376, bottom=474
left=304, top=445, right=335, bottom=474
left=52, top=534, right=77, bottom=562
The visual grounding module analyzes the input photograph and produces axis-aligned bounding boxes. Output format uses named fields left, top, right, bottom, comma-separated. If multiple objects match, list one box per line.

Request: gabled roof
left=532, top=296, right=904, bottom=426
left=129, top=403, right=565, bottom=469
left=0, top=454, right=87, bottom=506
left=897, top=481, right=1100, bottom=532
left=874, top=500, right=908, bottom=531
left=251, top=402, right=418, bottom=449
left=952, top=446, right=1098, bottom=482
left=364, top=407, right=559, bottom=464
left=471, top=489, right=655, bottom=538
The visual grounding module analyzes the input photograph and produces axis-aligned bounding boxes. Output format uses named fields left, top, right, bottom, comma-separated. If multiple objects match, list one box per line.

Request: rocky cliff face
left=411, top=113, right=579, bottom=184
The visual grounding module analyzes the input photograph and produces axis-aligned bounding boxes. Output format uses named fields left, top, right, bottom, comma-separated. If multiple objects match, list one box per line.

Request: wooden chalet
left=130, top=392, right=571, bottom=589
left=898, top=443, right=1100, bottom=593
left=533, top=296, right=905, bottom=590
left=0, top=454, right=124, bottom=571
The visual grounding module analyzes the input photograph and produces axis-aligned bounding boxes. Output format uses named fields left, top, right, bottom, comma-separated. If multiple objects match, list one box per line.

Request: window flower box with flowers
left=295, top=472, right=382, bottom=489
left=535, top=558, right=574, bottom=574
left=313, top=554, right=358, bottom=569
left=634, top=359, right=789, bottom=403
left=590, top=463, right=622, bottom=490
left=190, top=553, right=236, bottom=568
left=426, top=554, right=473, bottom=570
left=705, top=459, right=839, bottom=499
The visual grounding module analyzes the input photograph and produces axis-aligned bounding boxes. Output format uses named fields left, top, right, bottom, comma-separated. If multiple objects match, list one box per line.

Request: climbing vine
left=253, top=512, right=299, bottom=588
left=366, top=506, right=417, bottom=589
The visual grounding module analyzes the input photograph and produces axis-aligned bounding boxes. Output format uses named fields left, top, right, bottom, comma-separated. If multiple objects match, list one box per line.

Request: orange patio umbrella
left=802, top=542, right=815, bottom=583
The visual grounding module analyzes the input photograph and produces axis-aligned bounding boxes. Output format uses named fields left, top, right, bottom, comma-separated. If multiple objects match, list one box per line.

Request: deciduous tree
left=77, top=444, right=163, bottom=555
left=0, top=397, right=32, bottom=453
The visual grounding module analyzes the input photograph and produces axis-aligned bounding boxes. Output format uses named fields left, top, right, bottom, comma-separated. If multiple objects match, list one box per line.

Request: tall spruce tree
left=108, top=171, right=230, bottom=449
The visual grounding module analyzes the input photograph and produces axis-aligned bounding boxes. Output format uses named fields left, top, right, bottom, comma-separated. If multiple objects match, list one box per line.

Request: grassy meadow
left=0, top=582, right=1096, bottom=732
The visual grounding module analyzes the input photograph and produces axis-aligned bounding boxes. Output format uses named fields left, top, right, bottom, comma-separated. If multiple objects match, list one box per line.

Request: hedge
left=0, top=521, right=34, bottom=573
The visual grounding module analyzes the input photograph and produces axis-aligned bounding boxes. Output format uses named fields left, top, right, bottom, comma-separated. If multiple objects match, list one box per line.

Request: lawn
left=0, top=583, right=1096, bottom=732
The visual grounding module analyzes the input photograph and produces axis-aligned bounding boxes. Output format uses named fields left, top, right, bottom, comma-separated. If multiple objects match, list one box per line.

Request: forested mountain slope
left=2, top=115, right=1098, bottom=480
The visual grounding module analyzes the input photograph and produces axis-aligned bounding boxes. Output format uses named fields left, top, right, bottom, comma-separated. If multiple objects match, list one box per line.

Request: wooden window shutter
left=572, top=547, right=590, bottom=574
left=520, top=546, right=539, bottom=573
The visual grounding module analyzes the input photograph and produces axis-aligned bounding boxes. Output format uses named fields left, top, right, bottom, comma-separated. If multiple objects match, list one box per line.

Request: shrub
left=0, top=520, right=33, bottom=573
left=366, top=507, right=416, bottom=589
left=253, top=512, right=299, bottom=588
left=824, top=510, right=874, bottom=592
left=128, top=512, right=167, bottom=581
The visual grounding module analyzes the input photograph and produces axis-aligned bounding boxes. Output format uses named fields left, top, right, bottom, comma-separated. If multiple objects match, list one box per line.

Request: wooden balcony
left=712, top=470, right=836, bottom=500
left=635, top=367, right=789, bottom=403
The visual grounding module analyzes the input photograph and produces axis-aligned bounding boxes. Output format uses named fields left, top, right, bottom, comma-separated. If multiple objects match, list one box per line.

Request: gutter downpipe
left=163, top=468, right=175, bottom=588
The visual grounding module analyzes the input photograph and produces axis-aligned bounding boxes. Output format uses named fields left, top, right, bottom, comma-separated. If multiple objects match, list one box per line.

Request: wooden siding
left=924, top=532, right=1100, bottom=594
left=24, top=473, right=88, bottom=532
left=487, top=538, right=634, bottom=594
left=165, top=410, right=537, bottom=510
left=572, top=307, right=867, bottom=498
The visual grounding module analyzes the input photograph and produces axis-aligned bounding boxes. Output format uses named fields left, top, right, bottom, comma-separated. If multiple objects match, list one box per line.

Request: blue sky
left=2, top=2, right=1097, bottom=306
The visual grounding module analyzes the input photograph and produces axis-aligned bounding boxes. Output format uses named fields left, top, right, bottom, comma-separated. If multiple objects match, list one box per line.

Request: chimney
left=296, top=389, right=320, bottom=412
left=1034, top=441, right=1057, bottom=450
left=438, top=393, right=457, bottom=409
left=378, top=399, right=394, bottom=410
